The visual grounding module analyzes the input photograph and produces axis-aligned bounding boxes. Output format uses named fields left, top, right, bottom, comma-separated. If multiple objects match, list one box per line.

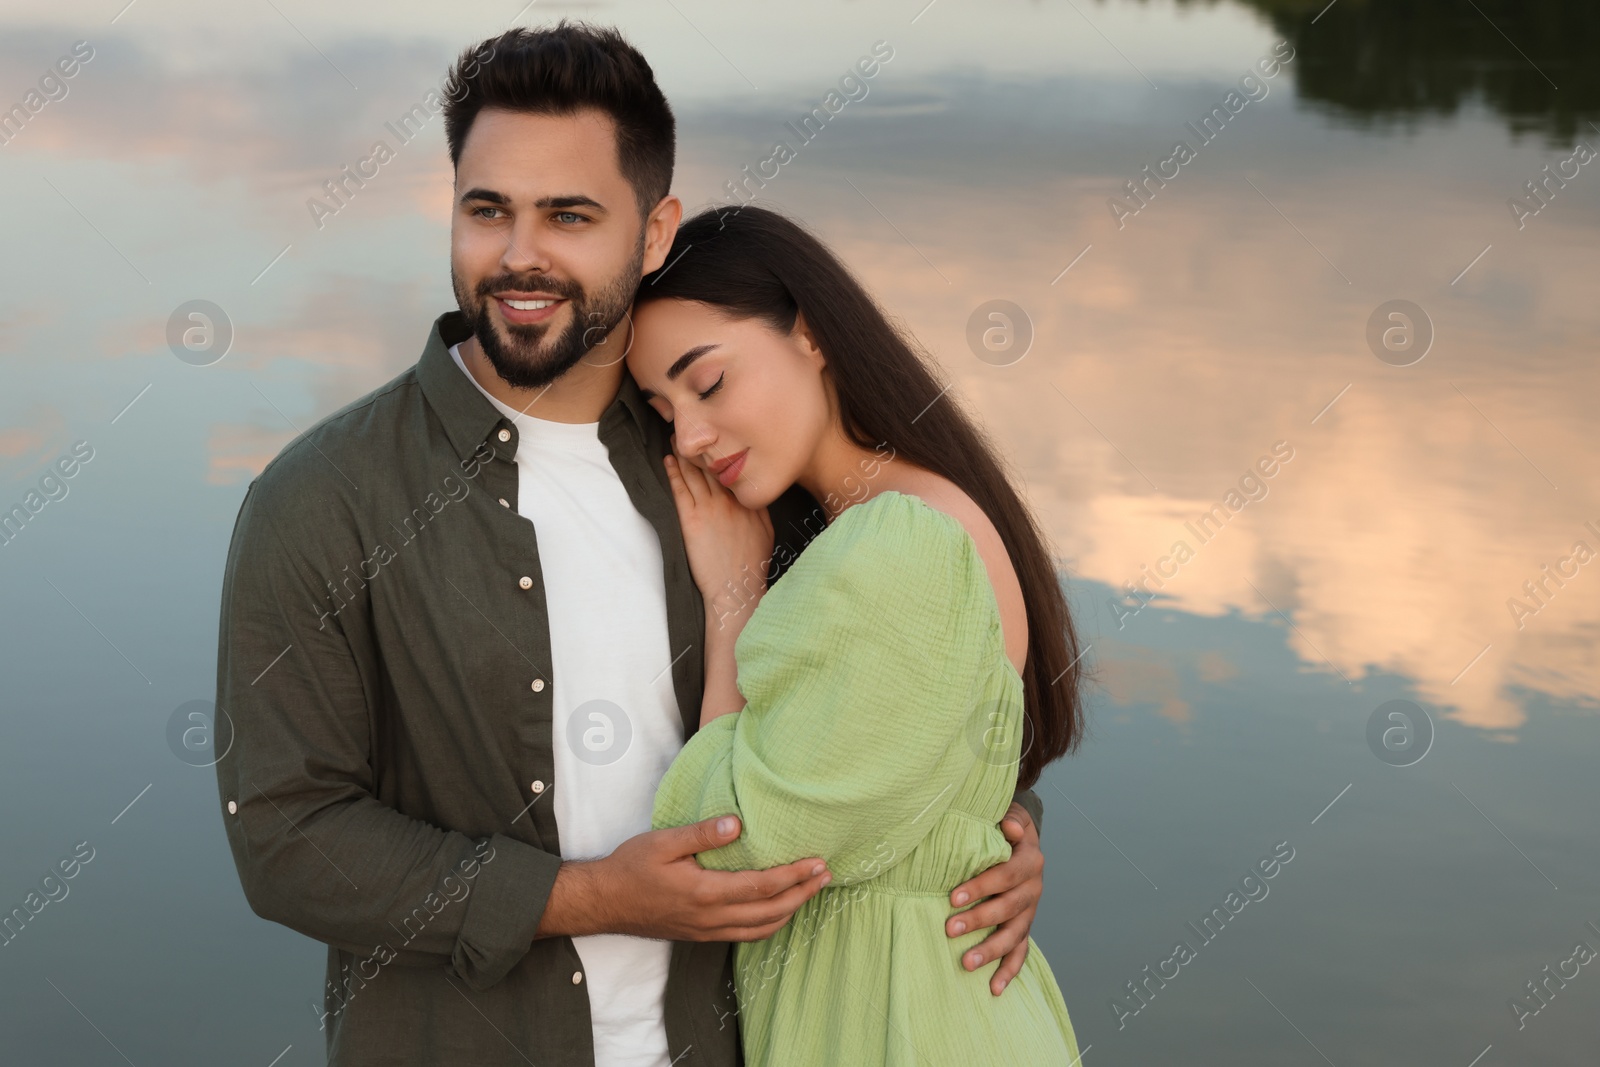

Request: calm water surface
left=1, top=1, right=1596, bottom=1064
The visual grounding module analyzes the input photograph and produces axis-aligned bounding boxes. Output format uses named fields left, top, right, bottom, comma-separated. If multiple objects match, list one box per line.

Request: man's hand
left=538, top=815, right=831, bottom=943
left=945, top=801, right=1044, bottom=996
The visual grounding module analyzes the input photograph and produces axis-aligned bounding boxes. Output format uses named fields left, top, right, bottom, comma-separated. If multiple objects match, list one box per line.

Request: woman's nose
left=672, top=414, right=717, bottom=459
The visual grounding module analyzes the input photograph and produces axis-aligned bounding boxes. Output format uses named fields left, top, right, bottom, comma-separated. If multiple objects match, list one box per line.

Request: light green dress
left=652, top=490, right=1081, bottom=1066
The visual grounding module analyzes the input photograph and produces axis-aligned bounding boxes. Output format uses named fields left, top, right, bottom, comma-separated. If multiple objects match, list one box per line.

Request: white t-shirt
left=452, top=344, right=681, bottom=1067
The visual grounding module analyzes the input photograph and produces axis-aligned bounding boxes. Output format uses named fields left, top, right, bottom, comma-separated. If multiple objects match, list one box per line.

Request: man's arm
left=215, top=476, right=563, bottom=990
left=537, top=815, right=831, bottom=943
left=216, top=474, right=829, bottom=985
left=1012, top=785, right=1044, bottom=835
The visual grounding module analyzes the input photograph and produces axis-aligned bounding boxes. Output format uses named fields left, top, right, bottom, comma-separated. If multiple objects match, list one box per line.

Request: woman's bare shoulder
left=880, top=477, right=1029, bottom=670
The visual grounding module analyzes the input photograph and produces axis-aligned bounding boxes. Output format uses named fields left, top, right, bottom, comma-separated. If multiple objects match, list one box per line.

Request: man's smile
left=493, top=291, right=568, bottom=325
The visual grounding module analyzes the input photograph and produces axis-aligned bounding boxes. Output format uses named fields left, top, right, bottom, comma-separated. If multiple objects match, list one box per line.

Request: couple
left=214, top=21, right=1086, bottom=1067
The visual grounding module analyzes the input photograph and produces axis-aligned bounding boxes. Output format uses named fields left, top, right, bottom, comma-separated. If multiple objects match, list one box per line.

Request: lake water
left=1, top=1, right=1596, bottom=1064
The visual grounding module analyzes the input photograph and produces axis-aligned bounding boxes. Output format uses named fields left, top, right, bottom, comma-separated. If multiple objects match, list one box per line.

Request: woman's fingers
left=668, top=444, right=709, bottom=508
left=665, top=430, right=774, bottom=598
left=687, top=458, right=718, bottom=505
left=703, top=460, right=732, bottom=500
left=663, top=455, right=696, bottom=515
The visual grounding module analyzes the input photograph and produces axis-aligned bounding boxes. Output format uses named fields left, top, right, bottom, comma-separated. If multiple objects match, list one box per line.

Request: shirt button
left=498, top=498, right=510, bottom=508
left=497, top=428, right=511, bottom=443
left=531, top=678, right=545, bottom=692
left=518, top=576, right=533, bottom=590
left=226, top=800, right=237, bottom=814
left=572, top=971, right=584, bottom=985
left=531, top=780, right=545, bottom=794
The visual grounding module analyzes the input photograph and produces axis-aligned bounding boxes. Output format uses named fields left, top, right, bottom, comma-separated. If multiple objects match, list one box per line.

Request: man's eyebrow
left=537, top=194, right=607, bottom=214
left=639, top=344, right=721, bottom=400
left=456, top=188, right=608, bottom=214
left=458, top=187, right=508, bottom=206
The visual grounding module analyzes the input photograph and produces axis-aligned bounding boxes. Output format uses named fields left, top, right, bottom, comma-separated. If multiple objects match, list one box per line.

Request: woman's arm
left=699, top=588, right=757, bottom=725
left=659, top=450, right=774, bottom=727
left=652, top=492, right=1001, bottom=883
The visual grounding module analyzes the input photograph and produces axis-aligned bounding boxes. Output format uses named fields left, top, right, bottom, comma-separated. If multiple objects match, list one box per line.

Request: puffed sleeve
left=652, top=493, right=1007, bottom=883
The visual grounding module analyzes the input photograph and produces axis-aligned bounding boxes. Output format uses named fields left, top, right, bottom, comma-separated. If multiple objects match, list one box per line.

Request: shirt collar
left=417, top=310, right=656, bottom=460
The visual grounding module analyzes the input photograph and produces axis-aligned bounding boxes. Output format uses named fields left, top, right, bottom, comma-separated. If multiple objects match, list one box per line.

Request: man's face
left=450, top=107, right=660, bottom=389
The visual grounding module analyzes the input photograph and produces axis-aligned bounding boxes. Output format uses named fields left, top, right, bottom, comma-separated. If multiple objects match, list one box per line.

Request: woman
left=630, top=206, right=1087, bottom=1065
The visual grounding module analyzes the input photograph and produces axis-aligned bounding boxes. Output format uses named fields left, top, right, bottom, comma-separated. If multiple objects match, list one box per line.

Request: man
left=215, top=22, right=1048, bottom=1066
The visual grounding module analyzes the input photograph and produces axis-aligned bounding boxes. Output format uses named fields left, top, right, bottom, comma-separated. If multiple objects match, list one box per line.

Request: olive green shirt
left=213, top=309, right=1044, bottom=1066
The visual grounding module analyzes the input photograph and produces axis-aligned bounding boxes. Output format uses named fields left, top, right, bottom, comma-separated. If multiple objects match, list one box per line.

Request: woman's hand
left=663, top=435, right=774, bottom=628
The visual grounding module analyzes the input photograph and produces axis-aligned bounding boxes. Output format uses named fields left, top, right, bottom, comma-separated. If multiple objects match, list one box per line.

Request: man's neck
left=458, top=332, right=626, bottom=424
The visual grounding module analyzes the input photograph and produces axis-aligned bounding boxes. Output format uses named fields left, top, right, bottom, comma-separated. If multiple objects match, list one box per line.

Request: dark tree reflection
left=1149, top=0, right=1599, bottom=145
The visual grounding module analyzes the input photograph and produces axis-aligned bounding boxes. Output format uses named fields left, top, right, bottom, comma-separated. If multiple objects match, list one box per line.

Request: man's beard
left=452, top=237, right=644, bottom=390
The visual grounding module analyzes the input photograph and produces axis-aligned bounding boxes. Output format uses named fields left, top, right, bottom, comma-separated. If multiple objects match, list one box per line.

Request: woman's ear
left=792, top=310, right=826, bottom=368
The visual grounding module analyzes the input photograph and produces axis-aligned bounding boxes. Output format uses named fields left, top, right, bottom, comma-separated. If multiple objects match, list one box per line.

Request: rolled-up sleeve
left=214, top=471, right=558, bottom=990
left=1012, top=786, right=1045, bottom=835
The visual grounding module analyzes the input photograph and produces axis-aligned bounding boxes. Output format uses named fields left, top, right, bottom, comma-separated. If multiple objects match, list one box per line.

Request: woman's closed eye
left=697, top=372, right=725, bottom=401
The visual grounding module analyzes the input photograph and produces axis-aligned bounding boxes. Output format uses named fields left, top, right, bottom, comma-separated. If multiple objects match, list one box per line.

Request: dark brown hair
left=637, top=206, right=1089, bottom=788
left=440, top=22, right=675, bottom=216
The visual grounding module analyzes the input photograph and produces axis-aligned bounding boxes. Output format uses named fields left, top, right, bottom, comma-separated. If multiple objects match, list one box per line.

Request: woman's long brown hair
left=637, top=205, right=1088, bottom=789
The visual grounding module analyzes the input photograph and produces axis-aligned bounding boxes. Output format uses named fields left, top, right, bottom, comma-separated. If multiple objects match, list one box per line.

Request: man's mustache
left=476, top=275, right=584, bottom=300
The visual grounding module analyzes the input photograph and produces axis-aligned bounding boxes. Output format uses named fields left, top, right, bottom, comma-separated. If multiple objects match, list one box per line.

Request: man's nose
left=500, top=217, right=552, bottom=276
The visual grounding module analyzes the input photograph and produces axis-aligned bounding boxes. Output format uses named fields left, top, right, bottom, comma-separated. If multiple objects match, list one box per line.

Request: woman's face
left=625, top=298, right=832, bottom=510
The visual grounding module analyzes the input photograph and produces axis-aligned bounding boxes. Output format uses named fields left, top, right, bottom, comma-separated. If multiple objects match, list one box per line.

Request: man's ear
left=641, top=194, right=685, bottom=275
left=792, top=310, right=826, bottom=369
